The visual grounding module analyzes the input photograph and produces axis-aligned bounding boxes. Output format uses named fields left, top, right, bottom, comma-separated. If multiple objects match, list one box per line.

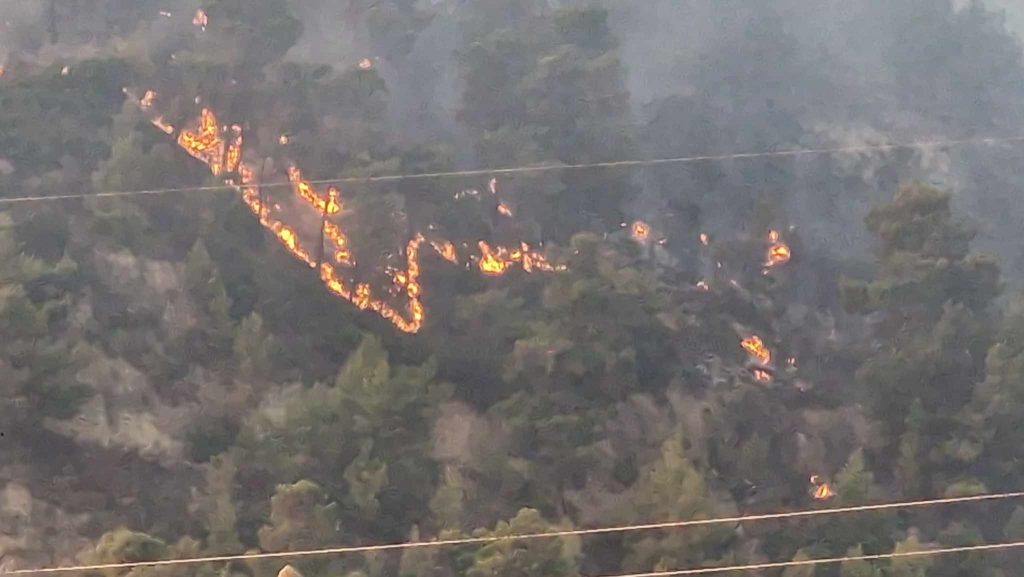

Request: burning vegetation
left=740, top=335, right=771, bottom=366
left=135, top=98, right=565, bottom=333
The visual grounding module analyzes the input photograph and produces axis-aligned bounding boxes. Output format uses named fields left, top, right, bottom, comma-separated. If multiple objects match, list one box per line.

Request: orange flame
left=631, top=221, right=650, bottom=242
left=497, top=202, right=513, bottom=217
left=812, top=480, right=836, bottom=500
left=288, top=167, right=342, bottom=215
left=225, top=125, right=243, bottom=174
left=430, top=240, right=458, bottom=264
left=475, top=240, right=558, bottom=276
left=765, top=229, right=791, bottom=268
left=740, top=335, right=771, bottom=365
left=177, top=108, right=224, bottom=175
left=478, top=241, right=510, bottom=276
left=753, top=369, right=772, bottom=383
left=132, top=95, right=564, bottom=333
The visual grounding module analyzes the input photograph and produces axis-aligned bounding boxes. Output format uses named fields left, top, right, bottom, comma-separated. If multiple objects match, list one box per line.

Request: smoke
left=6, top=0, right=1024, bottom=278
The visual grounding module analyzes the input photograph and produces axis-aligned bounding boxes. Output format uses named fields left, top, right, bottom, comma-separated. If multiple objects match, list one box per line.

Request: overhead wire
left=595, top=540, right=1024, bottom=576
left=1, top=134, right=1023, bottom=205
left=4, top=490, right=1022, bottom=575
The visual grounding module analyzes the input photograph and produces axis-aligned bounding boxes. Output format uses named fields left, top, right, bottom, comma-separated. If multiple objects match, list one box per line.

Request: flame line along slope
left=140, top=98, right=563, bottom=333
left=4, top=491, right=1022, bottom=575
left=2, top=134, right=1024, bottom=205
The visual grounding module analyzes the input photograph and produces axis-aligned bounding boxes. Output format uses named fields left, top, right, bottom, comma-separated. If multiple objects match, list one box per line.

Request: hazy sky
left=983, top=0, right=1024, bottom=37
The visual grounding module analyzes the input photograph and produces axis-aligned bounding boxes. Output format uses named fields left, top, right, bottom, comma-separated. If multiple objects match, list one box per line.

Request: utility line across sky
left=1, top=134, right=1023, bottom=205
left=3, top=491, right=1022, bottom=575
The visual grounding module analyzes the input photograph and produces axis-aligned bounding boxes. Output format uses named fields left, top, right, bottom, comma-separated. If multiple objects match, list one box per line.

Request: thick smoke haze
left=3, top=0, right=1024, bottom=276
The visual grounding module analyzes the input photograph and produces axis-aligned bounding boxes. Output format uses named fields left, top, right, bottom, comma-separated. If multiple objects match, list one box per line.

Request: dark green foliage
left=456, top=5, right=635, bottom=236
left=0, top=59, right=135, bottom=178
left=7, top=2, right=1024, bottom=576
left=843, top=184, right=1000, bottom=436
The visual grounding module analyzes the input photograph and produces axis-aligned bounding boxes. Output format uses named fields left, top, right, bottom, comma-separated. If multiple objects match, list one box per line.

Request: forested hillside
left=3, top=1, right=1024, bottom=576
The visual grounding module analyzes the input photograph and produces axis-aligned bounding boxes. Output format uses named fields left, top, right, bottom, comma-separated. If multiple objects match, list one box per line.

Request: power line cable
left=1, top=134, right=1023, bottom=205
left=3, top=491, right=1022, bottom=575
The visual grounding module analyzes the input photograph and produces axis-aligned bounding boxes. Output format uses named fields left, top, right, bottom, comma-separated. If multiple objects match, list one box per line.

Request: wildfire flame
left=631, top=221, right=650, bottom=242
left=177, top=108, right=224, bottom=175
left=430, top=240, right=458, bottom=264
left=765, top=229, right=791, bottom=268
left=193, top=9, right=208, bottom=30
left=811, top=476, right=836, bottom=500
left=740, top=335, right=771, bottom=365
left=753, top=369, right=772, bottom=383
left=132, top=95, right=564, bottom=333
left=497, top=202, right=513, bottom=217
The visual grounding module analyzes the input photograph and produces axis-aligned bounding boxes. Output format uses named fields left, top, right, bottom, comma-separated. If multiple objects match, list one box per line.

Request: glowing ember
left=430, top=240, right=458, bottom=264
left=740, top=335, right=771, bottom=365
left=765, top=229, right=792, bottom=268
left=358, top=58, right=373, bottom=70
left=753, top=369, right=772, bottom=383
left=497, top=202, right=513, bottom=217
left=811, top=476, right=836, bottom=500
left=279, top=134, right=289, bottom=145
left=193, top=9, right=208, bottom=29
left=631, top=221, right=650, bottom=241
left=766, top=243, right=791, bottom=267
left=699, top=233, right=709, bottom=246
